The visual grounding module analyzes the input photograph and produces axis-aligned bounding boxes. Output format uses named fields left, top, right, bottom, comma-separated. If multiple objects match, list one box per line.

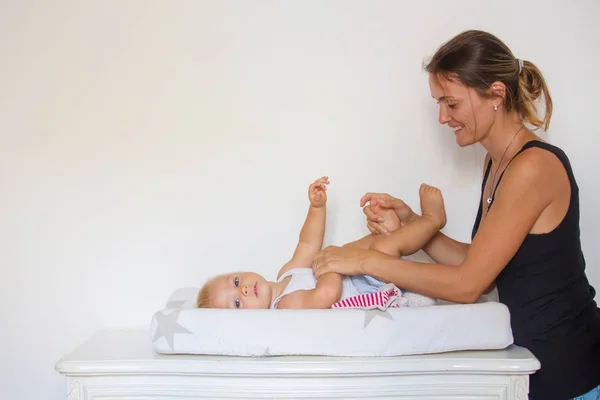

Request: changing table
left=55, top=328, right=540, bottom=399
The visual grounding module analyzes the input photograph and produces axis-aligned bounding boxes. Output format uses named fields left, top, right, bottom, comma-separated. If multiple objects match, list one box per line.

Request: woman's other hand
left=360, top=193, right=418, bottom=234
left=312, top=246, right=369, bottom=278
left=312, top=245, right=394, bottom=278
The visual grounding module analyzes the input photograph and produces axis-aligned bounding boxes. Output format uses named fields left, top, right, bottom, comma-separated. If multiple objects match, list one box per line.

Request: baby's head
left=196, top=271, right=272, bottom=309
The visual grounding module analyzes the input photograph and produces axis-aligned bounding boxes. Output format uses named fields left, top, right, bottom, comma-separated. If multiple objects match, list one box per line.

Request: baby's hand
left=308, top=176, right=329, bottom=208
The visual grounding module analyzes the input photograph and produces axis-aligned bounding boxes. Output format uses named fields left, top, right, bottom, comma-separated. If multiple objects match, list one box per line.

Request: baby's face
left=209, top=272, right=271, bottom=309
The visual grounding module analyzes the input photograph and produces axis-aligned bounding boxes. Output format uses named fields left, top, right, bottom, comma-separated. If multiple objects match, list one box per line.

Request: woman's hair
left=424, top=30, right=553, bottom=131
left=196, top=282, right=212, bottom=308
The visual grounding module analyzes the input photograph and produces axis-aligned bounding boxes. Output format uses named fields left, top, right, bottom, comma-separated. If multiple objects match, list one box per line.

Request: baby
left=196, top=176, right=446, bottom=309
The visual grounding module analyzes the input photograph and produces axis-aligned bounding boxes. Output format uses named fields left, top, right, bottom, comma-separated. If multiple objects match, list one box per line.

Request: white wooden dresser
left=55, top=328, right=540, bottom=399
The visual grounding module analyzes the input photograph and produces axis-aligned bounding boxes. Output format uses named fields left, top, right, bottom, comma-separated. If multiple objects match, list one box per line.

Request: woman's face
left=428, top=73, right=498, bottom=147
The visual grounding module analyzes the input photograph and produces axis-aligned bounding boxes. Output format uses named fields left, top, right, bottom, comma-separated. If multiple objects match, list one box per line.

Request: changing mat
left=150, top=287, right=514, bottom=357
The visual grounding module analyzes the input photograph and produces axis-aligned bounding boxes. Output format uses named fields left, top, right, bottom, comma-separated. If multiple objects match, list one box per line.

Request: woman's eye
left=235, top=298, right=240, bottom=308
left=234, top=278, right=239, bottom=287
left=448, top=103, right=457, bottom=109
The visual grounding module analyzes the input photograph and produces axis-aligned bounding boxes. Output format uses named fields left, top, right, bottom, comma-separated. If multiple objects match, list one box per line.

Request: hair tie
left=517, top=58, right=524, bottom=74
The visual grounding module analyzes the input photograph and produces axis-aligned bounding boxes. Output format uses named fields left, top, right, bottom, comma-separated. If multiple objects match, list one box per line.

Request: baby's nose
left=242, top=284, right=249, bottom=296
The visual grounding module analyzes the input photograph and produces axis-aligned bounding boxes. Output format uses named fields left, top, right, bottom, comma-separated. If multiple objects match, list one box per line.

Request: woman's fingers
left=313, top=246, right=338, bottom=272
left=312, top=253, right=328, bottom=278
left=359, top=193, right=372, bottom=207
left=368, top=221, right=388, bottom=235
left=361, top=203, right=389, bottom=234
left=312, top=250, right=324, bottom=267
left=360, top=192, right=395, bottom=207
left=366, top=223, right=377, bottom=234
left=363, top=204, right=384, bottom=222
left=313, top=262, right=327, bottom=278
left=313, top=259, right=337, bottom=278
left=360, top=192, right=382, bottom=207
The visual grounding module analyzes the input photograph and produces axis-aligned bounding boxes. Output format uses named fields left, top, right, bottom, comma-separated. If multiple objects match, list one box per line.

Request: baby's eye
left=235, top=298, right=240, bottom=308
left=234, top=277, right=239, bottom=287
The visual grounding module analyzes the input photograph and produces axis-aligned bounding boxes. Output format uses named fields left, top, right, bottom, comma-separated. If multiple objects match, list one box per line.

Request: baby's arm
left=280, top=205, right=326, bottom=271
left=278, top=177, right=329, bottom=279
left=370, top=185, right=446, bottom=257
left=276, top=271, right=342, bottom=309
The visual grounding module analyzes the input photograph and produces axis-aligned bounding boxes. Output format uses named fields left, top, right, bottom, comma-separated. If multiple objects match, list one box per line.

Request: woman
left=312, top=30, right=600, bottom=400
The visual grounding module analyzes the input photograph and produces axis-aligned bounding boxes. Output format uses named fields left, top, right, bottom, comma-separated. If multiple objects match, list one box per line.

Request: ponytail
left=517, top=60, right=553, bottom=131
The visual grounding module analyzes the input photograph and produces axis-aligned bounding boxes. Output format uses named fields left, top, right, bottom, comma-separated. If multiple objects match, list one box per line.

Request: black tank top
left=471, top=140, right=600, bottom=400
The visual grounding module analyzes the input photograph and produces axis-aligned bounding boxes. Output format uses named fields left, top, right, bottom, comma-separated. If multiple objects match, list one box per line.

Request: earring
left=493, top=105, right=498, bottom=111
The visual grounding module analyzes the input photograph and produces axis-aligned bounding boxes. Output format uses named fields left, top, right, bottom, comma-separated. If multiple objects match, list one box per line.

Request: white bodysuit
left=270, top=267, right=385, bottom=309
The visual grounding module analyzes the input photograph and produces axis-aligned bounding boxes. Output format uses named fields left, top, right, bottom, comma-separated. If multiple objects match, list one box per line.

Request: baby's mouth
left=254, top=282, right=258, bottom=296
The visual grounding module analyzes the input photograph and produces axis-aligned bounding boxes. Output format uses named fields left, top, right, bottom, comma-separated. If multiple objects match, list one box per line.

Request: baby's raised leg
left=370, top=184, right=446, bottom=257
left=419, top=184, right=446, bottom=231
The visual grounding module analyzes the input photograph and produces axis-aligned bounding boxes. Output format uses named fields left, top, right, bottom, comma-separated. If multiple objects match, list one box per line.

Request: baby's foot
left=394, top=200, right=418, bottom=228
left=419, top=184, right=447, bottom=230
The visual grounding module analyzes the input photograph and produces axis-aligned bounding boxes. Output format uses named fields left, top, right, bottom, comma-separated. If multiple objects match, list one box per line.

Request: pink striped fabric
left=331, top=285, right=405, bottom=310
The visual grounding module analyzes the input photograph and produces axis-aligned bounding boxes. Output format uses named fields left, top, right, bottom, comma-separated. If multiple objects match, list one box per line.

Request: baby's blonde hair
left=196, top=281, right=213, bottom=308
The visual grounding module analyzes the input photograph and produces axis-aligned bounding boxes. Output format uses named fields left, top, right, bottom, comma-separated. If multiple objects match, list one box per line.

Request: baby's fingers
left=317, top=176, right=329, bottom=187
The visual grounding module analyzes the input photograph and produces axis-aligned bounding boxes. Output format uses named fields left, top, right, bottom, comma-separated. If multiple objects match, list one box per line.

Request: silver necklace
left=486, top=124, right=525, bottom=205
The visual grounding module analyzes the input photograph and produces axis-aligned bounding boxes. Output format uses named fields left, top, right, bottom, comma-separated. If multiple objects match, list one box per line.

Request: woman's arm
left=367, top=152, right=555, bottom=302
left=363, top=155, right=492, bottom=266
left=316, top=150, right=559, bottom=303
left=420, top=232, right=470, bottom=265
left=419, top=233, right=496, bottom=294
left=363, top=201, right=469, bottom=265
left=416, top=154, right=491, bottom=265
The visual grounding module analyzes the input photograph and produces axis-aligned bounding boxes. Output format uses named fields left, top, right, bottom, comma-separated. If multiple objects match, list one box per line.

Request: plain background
left=1, top=1, right=598, bottom=398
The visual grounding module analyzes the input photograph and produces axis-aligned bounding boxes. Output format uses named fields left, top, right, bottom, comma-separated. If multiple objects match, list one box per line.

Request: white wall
left=1, top=1, right=598, bottom=398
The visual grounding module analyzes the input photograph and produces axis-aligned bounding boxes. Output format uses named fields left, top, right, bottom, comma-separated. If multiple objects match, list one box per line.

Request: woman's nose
left=438, top=106, right=451, bottom=125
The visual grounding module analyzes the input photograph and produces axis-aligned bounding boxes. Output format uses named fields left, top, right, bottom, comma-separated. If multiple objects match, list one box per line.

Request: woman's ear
left=488, top=81, right=507, bottom=101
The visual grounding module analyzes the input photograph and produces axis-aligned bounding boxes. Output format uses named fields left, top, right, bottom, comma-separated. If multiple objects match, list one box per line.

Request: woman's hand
left=360, top=193, right=419, bottom=235
left=312, top=246, right=394, bottom=278
left=312, top=246, right=368, bottom=278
